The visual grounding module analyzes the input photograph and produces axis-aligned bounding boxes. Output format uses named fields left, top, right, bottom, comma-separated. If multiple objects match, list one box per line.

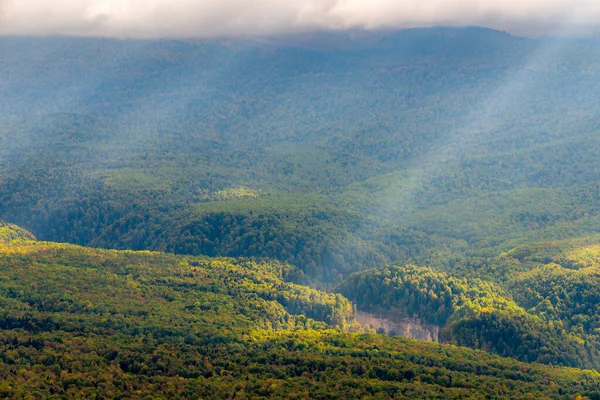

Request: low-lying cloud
left=0, top=0, right=599, bottom=38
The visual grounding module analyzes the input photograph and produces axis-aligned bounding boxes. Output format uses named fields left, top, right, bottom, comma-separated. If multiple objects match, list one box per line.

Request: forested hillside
left=4, top=26, right=600, bottom=387
left=337, top=238, right=600, bottom=371
left=2, top=228, right=600, bottom=398
left=1, top=28, right=600, bottom=286
left=0, top=222, right=35, bottom=242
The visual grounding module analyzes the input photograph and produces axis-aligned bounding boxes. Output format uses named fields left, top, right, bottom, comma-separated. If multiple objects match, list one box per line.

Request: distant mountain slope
left=1, top=27, right=600, bottom=285
left=1, top=232, right=600, bottom=398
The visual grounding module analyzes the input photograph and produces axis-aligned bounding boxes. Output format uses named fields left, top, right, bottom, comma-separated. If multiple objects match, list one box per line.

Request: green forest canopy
left=1, top=230, right=600, bottom=398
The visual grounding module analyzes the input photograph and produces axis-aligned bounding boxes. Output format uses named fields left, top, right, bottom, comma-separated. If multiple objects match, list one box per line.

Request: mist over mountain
left=2, top=27, right=600, bottom=274
left=1, top=0, right=599, bottom=37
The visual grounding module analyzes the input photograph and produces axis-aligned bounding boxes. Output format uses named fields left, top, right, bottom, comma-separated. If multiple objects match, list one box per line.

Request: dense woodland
left=338, top=262, right=600, bottom=370
left=2, top=27, right=600, bottom=397
left=1, top=28, right=600, bottom=285
left=2, top=229, right=600, bottom=398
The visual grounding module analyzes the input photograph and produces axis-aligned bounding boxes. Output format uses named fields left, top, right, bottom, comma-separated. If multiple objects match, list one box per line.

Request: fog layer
left=1, top=0, right=599, bottom=38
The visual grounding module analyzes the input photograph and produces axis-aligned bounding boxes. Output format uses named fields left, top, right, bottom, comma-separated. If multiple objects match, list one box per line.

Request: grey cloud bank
left=0, top=0, right=599, bottom=38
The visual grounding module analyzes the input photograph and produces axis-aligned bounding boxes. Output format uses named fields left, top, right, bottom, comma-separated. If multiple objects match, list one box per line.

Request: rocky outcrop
left=356, top=311, right=440, bottom=342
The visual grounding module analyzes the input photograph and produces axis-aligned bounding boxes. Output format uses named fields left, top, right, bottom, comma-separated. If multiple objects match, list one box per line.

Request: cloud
left=0, top=0, right=599, bottom=38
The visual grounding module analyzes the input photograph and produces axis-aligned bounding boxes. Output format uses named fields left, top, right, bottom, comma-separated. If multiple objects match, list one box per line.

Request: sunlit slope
left=1, top=234, right=600, bottom=398
left=337, top=237, right=600, bottom=370
left=0, top=222, right=35, bottom=242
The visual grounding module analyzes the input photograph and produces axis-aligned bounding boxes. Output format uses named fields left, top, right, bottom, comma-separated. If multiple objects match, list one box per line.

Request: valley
left=2, top=26, right=600, bottom=397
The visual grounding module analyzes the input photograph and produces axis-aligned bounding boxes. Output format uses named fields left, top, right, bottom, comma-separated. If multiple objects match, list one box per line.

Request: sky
left=0, top=0, right=599, bottom=38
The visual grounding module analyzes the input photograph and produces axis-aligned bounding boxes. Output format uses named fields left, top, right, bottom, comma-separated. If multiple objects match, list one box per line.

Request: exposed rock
left=356, top=311, right=440, bottom=342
